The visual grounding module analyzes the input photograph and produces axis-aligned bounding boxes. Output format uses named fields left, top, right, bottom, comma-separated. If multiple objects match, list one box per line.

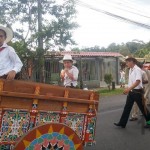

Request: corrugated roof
left=61, top=51, right=123, bottom=57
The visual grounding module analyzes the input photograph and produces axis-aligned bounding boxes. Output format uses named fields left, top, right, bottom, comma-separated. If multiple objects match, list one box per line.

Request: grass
left=95, top=88, right=124, bottom=97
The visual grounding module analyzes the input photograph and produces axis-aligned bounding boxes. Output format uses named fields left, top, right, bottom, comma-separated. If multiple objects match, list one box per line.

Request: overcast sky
left=72, top=0, right=150, bottom=48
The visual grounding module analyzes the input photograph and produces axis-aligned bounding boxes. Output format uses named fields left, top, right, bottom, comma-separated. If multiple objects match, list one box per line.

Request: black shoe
left=144, top=124, right=150, bottom=128
left=114, top=122, right=125, bottom=128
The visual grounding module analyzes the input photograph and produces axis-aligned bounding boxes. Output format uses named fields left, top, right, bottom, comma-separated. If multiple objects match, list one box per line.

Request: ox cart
left=0, top=79, right=99, bottom=150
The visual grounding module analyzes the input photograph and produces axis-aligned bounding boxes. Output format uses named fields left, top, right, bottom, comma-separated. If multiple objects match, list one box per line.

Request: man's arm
left=7, top=47, right=23, bottom=80
left=123, top=80, right=141, bottom=94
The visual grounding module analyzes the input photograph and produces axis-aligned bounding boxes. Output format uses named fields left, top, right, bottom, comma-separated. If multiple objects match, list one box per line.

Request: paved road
left=84, top=94, right=150, bottom=150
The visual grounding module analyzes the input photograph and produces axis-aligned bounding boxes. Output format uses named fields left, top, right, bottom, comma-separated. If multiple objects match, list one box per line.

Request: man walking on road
left=114, top=57, right=150, bottom=128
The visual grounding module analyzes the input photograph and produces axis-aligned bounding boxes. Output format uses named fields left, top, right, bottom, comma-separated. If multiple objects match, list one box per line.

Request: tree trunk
left=38, top=0, right=45, bottom=83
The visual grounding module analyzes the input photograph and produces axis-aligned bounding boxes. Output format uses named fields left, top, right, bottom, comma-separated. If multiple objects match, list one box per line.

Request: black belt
left=130, top=89, right=143, bottom=93
left=65, top=86, right=76, bottom=88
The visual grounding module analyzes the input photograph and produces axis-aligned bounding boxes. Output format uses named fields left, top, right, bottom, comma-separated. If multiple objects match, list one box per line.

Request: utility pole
left=37, top=0, right=45, bottom=83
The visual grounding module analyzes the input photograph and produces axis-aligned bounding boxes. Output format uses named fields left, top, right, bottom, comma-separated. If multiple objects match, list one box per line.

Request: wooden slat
left=0, top=91, right=99, bottom=105
left=1, top=79, right=99, bottom=99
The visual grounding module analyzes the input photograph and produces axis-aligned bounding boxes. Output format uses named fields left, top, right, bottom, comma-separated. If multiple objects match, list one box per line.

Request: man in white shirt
left=114, top=57, right=150, bottom=128
left=144, top=65, right=150, bottom=105
left=0, top=25, right=23, bottom=80
left=60, top=54, right=79, bottom=88
left=130, top=63, right=148, bottom=121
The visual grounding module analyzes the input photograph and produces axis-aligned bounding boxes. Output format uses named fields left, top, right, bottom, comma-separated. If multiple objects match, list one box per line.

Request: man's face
left=0, top=30, right=6, bottom=45
left=126, top=61, right=133, bottom=68
left=63, top=60, right=73, bottom=68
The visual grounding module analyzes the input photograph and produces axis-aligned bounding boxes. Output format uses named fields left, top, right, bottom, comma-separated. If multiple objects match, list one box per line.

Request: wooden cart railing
left=0, top=79, right=99, bottom=150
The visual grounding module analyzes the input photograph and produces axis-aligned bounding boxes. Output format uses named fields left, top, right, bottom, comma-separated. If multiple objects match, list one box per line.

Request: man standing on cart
left=0, top=25, right=23, bottom=80
left=60, top=54, right=79, bottom=88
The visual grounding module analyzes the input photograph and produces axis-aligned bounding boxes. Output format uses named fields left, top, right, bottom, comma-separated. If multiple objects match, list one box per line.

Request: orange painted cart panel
left=0, top=79, right=99, bottom=150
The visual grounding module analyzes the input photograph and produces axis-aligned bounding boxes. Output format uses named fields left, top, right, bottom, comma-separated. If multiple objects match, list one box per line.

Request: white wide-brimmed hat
left=59, top=54, right=76, bottom=64
left=0, top=24, right=13, bottom=43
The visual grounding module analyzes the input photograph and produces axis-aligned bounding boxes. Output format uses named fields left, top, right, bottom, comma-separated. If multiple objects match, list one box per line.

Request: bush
left=104, top=74, right=113, bottom=91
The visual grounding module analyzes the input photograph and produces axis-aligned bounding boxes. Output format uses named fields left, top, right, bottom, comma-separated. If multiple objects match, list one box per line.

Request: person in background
left=60, top=54, right=79, bottom=88
left=143, top=64, right=150, bottom=106
left=129, top=62, right=148, bottom=121
left=119, top=69, right=125, bottom=88
left=114, top=57, right=150, bottom=128
left=0, top=25, right=23, bottom=80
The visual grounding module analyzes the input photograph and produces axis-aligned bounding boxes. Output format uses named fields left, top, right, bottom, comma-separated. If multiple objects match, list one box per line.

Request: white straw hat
left=0, top=24, right=13, bottom=43
left=59, top=54, right=76, bottom=64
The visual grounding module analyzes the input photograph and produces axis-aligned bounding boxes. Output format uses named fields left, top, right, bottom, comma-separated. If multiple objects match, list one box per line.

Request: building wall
left=30, top=56, right=120, bottom=88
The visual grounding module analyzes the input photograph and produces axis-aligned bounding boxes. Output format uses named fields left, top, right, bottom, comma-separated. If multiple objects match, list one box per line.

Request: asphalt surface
left=84, top=94, right=150, bottom=150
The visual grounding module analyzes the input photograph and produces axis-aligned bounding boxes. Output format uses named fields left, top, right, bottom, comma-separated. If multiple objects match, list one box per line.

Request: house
left=24, top=51, right=124, bottom=88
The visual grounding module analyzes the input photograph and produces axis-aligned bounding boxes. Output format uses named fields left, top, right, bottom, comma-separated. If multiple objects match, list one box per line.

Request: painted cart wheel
left=14, top=123, right=83, bottom=150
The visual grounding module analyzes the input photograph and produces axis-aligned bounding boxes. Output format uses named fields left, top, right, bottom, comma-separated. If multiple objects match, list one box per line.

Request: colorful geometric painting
left=35, top=112, right=60, bottom=126
left=64, top=114, right=85, bottom=139
left=87, top=117, right=96, bottom=141
left=0, top=144, right=13, bottom=150
left=0, top=110, right=30, bottom=142
left=14, top=123, right=83, bottom=150
left=25, top=132, right=75, bottom=150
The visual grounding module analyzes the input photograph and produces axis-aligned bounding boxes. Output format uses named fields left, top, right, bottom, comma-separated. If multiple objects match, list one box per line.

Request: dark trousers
left=119, top=91, right=150, bottom=126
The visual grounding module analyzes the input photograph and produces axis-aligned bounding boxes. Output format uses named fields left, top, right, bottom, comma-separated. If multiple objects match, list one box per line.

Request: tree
left=126, top=41, right=144, bottom=54
left=0, top=0, right=78, bottom=82
left=119, top=43, right=130, bottom=56
left=0, top=0, right=77, bottom=49
left=104, top=74, right=113, bottom=91
left=134, top=41, right=150, bottom=58
left=107, top=43, right=120, bottom=52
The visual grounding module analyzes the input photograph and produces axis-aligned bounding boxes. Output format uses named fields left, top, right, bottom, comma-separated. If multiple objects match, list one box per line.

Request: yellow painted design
left=23, top=140, right=30, bottom=147
left=69, top=133, right=75, bottom=140
left=33, top=99, right=38, bottom=104
left=64, top=90, right=69, bottom=98
left=75, top=143, right=82, bottom=149
left=35, top=86, right=40, bottom=95
left=63, top=102, right=68, bottom=107
left=32, top=86, right=40, bottom=106
left=36, top=129, right=42, bottom=138
left=89, top=105, right=93, bottom=109
left=90, top=92, right=94, bottom=100
left=48, top=125, right=53, bottom=133
left=59, top=127, right=65, bottom=134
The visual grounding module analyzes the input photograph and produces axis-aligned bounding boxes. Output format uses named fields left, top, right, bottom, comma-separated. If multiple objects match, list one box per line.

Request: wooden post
left=79, top=56, right=83, bottom=89
left=60, top=90, right=69, bottom=123
left=84, top=92, right=96, bottom=146
left=0, top=80, right=4, bottom=102
left=0, top=81, right=4, bottom=127
left=29, top=86, right=40, bottom=130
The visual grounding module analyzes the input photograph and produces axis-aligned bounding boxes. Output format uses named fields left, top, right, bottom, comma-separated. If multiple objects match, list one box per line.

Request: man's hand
left=64, top=68, right=74, bottom=80
left=6, top=70, right=16, bottom=80
left=123, top=88, right=130, bottom=95
left=64, top=68, right=69, bottom=73
left=60, top=70, right=65, bottom=78
left=123, top=80, right=140, bottom=95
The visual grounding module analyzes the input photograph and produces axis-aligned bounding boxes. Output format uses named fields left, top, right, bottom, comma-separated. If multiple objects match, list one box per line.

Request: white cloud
left=73, top=0, right=150, bottom=48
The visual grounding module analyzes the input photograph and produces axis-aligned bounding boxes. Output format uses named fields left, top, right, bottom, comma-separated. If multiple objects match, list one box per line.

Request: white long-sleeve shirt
left=0, top=43, right=23, bottom=76
left=63, top=65, right=79, bottom=87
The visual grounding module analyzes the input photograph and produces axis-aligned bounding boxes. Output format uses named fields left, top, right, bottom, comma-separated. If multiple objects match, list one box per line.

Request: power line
left=109, top=0, right=150, bottom=15
left=76, top=0, right=150, bottom=30
left=93, top=0, right=150, bottom=19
